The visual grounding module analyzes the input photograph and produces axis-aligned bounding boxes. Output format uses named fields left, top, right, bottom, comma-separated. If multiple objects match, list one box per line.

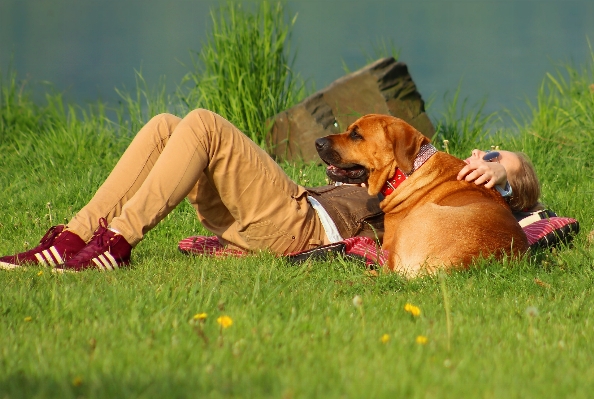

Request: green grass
left=2, top=2, right=594, bottom=398
left=180, top=0, right=303, bottom=150
left=3, top=256, right=594, bottom=398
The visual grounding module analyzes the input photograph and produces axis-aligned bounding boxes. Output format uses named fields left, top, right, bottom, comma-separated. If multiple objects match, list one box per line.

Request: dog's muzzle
left=315, top=137, right=368, bottom=184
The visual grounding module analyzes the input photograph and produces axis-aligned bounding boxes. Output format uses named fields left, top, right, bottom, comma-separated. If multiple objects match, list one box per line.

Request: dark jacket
left=306, top=185, right=384, bottom=242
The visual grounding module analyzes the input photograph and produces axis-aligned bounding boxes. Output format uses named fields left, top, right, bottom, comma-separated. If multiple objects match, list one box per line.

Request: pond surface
left=1, top=0, right=593, bottom=124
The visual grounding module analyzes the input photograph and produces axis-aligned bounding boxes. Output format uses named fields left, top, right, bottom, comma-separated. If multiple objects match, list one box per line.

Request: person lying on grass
left=0, top=109, right=541, bottom=271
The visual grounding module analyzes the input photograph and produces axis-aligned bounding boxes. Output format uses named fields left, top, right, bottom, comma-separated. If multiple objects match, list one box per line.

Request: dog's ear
left=386, top=120, right=430, bottom=174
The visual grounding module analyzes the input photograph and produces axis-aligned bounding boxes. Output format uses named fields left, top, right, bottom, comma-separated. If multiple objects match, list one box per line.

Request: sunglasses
left=482, top=150, right=500, bottom=163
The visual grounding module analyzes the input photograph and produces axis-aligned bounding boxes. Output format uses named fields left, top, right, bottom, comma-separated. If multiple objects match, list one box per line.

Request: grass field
left=2, top=4, right=594, bottom=398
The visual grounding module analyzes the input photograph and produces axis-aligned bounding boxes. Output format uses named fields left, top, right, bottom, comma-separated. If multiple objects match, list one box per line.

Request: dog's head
left=315, top=114, right=430, bottom=196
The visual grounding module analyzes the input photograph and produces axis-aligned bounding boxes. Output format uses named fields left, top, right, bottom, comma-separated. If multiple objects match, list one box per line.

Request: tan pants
left=67, top=109, right=327, bottom=254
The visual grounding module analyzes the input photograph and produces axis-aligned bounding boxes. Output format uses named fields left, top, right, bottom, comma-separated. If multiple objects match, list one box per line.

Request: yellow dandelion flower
left=72, top=376, right=83, bottom=387
left=404, top=303, right=421, bottom=317
left=416, top=335, right=428, bottom=345
left=24, top=316, right=32, bottom=322
left=193, top=313, right=208, bottom=320
left=37, top=271, right=43, bottom=276
left=217, top=315, right=233, bottom=329
left=380, top=334, right=390, bottom=344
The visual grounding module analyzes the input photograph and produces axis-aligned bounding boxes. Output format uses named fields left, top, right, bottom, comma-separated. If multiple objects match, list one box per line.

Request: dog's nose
left=315, top=137, right=330, bottom=152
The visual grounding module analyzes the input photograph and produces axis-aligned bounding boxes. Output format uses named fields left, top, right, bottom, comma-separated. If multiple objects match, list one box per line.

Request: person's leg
left=67, top=113, right=182, bottom=241
left=0, top=113, right=182, bottom=269
left=107, top=109, right=326, bottom=254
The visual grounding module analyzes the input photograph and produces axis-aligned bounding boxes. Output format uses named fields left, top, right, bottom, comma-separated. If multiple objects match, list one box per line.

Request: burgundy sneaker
left=0, top=225, right=86, bottom=270
left=57, top=218, right=132, bottom=272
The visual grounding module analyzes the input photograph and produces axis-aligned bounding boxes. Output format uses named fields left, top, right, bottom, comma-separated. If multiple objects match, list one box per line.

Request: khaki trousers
left=67, top=109, right=327, bottom=254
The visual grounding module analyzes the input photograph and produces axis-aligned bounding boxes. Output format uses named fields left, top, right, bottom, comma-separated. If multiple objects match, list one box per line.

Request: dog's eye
left=349, top=130, right=363, bottom=141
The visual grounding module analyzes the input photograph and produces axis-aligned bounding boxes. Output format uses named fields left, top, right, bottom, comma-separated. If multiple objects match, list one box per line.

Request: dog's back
left=381, top=152, right=528, bottom=276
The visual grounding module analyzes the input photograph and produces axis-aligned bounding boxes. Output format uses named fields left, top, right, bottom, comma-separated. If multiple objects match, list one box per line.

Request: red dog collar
left=380, top=143, right=437, bottom=197
left=380, top=168, right=408, bottom=196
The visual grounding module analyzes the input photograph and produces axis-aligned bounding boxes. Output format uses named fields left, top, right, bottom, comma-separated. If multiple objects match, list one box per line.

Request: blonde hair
left=507, top=152, right=542, bottom=212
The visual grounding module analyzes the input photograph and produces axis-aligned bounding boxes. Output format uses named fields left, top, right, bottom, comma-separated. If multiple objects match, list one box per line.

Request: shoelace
left=38, top=225, right=63, bottom=249
left=14, top=225, right=64, bottom=258
left=73, top=218, right=113, bottom=258
left=92, top=218, right=113, bottom=248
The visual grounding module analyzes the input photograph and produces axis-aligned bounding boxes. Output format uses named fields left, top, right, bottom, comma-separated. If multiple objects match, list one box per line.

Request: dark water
left=1, top=0, right=593, bottom=124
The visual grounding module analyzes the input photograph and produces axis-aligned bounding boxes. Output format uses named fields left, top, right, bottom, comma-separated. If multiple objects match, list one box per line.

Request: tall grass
left=512, top=57, right=594, bottom=220
left=114, top=71, right=179, bottom=136
left=521, top=57, right=594, bottom=158
left=0, top=66, right=137, bottom=245
left=180, top=1, right=303, bottom=149
left=0, top=69, right=52, bottom=145
left=431, top=84, right=501, bottom=157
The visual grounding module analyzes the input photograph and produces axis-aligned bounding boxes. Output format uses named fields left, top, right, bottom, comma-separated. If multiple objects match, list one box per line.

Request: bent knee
left=136, top=113, right=181, bottom=143
left=184, top=108, right=223, bottom=130
left=149, top=113, right=181, bottom=128
left=180, top=108, right=247, bottom=148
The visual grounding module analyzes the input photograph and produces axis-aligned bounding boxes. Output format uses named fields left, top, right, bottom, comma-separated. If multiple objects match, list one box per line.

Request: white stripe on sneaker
left=94, top=254, right=108, bottom=270
left=0, top=261, right=20, bottom=270
left=35, top=252, right=47, bottom=265
left=41, top=250, right=56, bottom=266
left=49, top=246, right=63, bottom=265
left=103, top=252, right=119, bottom=269
left=99, top=254, right=112, bottom=270
left=92, top=257, right=106, bottom=271
left=98, top=253, right=114, bottom=270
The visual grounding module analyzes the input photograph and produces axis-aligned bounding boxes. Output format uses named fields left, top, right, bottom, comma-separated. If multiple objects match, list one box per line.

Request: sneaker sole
left=51, top=268, right=72, bottom=274
left=0, top=261, right=53, bottom=270
left=50, top=268, right=123, bottom=273
left=0, top=261, right=21, bottom=270
left=1, top=260, right=71, bottom=272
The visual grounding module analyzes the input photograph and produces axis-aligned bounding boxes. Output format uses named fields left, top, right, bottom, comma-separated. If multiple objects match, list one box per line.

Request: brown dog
left=315, top=114, right=528, bottom=277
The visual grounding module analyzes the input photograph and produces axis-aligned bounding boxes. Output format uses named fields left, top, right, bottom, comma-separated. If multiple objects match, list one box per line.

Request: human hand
left=457, top=149, right=508, bottom=188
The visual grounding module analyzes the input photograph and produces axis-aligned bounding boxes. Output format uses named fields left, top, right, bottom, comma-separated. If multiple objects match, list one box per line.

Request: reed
left=432, top=84, right=500, bottom=156
left=180, top=1, right=303, bottom=150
